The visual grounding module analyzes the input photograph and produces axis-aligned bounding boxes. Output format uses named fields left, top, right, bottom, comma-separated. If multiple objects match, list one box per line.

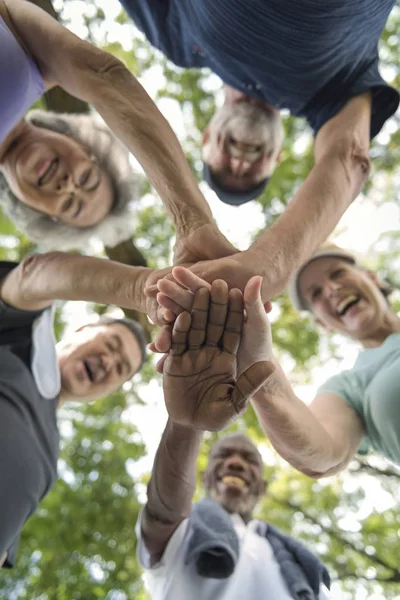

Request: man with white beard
left=119, top=0, right=398, bottom=207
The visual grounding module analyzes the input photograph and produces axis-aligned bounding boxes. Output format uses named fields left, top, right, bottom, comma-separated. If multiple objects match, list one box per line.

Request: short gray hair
left=0, top=110, right=142, bottom=251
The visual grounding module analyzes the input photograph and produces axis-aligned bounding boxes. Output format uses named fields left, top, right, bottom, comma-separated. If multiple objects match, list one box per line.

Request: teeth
left=221, top=476, right=246, bottom=488
left=337, top=295, right=359, bottom=315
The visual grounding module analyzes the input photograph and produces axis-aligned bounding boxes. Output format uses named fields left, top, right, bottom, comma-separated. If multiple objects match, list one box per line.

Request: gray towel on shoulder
left=185, top=497, right=239, bottom=578
left=186, top=498, right=330, bottom=598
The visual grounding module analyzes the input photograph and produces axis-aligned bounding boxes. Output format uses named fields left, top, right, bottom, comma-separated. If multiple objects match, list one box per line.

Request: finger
left=222, top=288, right=244, bottom=355
left=205, top=279, right=228, bottom=347
left=147, top=341, right=158, bottom=353
left=157, top=279, right=194, bottom=312
left=244, top=276, right=270, bottom=323
left=156, top=354, right=168, bottom=374
left=157, top=292, right=186, bottom=316
left=145, top=272, right=176, bottom=297
left=144, top=284, right=159, bottom=297
left=172, top=266, right=212, bottom=294
left=244, top=276, right=263, bottom=307
left=232, top=361, right=276, bottom=413
left=153, top=324, right=173, bottom=353
left=171, top=312, right=192, bottom=355
left=188, top=287, right=210, bottom=350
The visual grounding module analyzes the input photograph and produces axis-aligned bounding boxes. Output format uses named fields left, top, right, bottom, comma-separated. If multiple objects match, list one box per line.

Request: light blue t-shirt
left=318, top=333, right=400, bottom=464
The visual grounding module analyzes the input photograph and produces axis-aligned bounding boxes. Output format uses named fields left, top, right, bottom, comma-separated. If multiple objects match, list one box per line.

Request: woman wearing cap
left=251, top=243, right=399, bottom=477
left=0, top=0, right=226, bottom=253
left=152, top=245, right=400, bottom=477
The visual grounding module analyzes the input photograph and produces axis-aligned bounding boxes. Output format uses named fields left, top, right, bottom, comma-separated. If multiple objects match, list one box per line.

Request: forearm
left=5, top=0, right=212, bottom=236
left=251, top=362, right=339, bottom=477
left=142, top=420, right=203, bottom=560
left=89, top=62, right=213, bottom=236
left=1, top=252, right=151, bottom=312
left=249, top=93, right=371, bottom=298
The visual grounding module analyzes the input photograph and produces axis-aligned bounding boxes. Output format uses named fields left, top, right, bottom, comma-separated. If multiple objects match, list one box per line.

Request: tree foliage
left=0, top=1, right=399, bottom=598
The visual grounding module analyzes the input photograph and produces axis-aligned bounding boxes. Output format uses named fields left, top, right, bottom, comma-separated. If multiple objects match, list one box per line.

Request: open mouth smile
left=83, top=356, right=106, bottom=383
left=336, top=295, right=361, bottom=316
left=219, top=474, right=249, bottom=489
left=38, top=157, right=59, bottom=186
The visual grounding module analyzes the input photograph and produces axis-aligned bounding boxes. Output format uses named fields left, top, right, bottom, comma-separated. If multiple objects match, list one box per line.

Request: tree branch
left=269, top=494, right=400, bottom=581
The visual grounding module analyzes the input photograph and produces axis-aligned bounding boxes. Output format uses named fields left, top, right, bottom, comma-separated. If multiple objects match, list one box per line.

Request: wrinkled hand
left=155, top=268, right=274, bottom=375
left=145, top=224, right=238, bottom=327
left=151, top=267, right=272, bottom=355
left=173, top=223, right=238, bottom=266
left=140, top=266, right=179, bottom=326
left=162, top=280, right=274, bottom=431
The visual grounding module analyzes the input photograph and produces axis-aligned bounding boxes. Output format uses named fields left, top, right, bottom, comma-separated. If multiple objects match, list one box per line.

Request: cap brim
left=203, top=163, right=269, bottom=206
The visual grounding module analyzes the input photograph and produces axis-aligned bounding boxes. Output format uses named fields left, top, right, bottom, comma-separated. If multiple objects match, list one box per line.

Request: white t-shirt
left=137, top=512, right=297, bottom=600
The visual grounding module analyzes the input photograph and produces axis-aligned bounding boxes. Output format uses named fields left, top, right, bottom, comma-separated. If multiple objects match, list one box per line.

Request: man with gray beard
left=119, top=0, right=398, bottom=206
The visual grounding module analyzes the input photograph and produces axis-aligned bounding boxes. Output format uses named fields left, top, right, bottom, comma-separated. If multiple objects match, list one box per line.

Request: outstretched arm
left=142, top=280, right=272, bottom=563
left=174, top=92, right=372, bottom=300
left=0, top=252, right=163, bottom=320
left=141, top=420, right=203, bottom=565
left=3, top=0, right=214, bottom=239
left=153, top=268, right=365, bottom=477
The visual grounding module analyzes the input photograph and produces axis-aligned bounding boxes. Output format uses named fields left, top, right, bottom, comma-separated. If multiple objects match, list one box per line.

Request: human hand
left=150, top=267, right=272, bottom=355
left=173, top=223, right=238, bottom=266
left=162, top=280, right=274, bottom=431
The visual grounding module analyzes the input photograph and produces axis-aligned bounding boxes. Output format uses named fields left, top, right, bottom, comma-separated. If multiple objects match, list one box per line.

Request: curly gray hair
left=0, top=110, right=142, bottom=251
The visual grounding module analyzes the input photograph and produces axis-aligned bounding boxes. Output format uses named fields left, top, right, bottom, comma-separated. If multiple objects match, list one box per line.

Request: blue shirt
left=121, top=0, right=399, bottom=137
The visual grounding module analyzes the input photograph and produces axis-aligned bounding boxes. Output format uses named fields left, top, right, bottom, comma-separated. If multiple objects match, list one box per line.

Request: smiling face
left=298, top=257, right=390, bottom=341
left=0, top=122, right=114, bottom=227
left=57, top=323, right=142, bottom=403
left=202, top=96, right=283, bottom=193
left=203, top=434, right=266, bottom=522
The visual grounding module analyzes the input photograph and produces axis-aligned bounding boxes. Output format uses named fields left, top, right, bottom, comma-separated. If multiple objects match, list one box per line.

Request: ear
left=365, top=269, right=381, bottom=287
left=275, top=149, right=282, bottom=165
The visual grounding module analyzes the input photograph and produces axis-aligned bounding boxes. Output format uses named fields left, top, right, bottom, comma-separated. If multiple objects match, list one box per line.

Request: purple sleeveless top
left=0, top=16, right=45, bottom=142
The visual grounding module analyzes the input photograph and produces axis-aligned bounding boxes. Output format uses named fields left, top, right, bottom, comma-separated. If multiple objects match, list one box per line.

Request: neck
left=358, top=313, right=400, bottom=349
left=0, top=119, right=31, bottom=163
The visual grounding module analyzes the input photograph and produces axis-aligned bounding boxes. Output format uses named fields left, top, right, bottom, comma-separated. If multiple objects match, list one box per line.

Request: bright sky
left=57, top=3, right=400, bottom=597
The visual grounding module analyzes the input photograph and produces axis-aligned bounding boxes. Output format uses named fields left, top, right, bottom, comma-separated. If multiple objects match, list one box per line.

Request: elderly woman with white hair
left=0, top=0, right=234, bottom=257
left=0, top=109, right=140, bottom=250
left=151, top=243, right=400, bottom=478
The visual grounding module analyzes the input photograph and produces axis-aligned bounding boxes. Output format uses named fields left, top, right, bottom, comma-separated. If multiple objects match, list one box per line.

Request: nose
left=324, top=279, right=342, bottom=298
left=56, top=172, right=76, bottom=193
left=100, top=352, right=115, bottom=373
left=230, top=157, right=253, bottom=176
left=224, top=453, right=247, bottom=472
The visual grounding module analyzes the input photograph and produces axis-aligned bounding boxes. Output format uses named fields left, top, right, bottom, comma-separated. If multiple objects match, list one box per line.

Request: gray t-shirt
left=318, top=333, right=400, bottom=464
left=0, top=261, right=60, bottom=567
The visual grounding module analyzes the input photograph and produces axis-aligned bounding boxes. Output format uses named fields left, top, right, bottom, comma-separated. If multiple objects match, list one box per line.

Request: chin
left=209, top=488, right=256, bottom=517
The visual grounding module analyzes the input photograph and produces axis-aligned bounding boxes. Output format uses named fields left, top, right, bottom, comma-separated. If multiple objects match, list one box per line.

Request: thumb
left=232, top=361, right=276, bottom=411
left=244, top=276, right=269, bottom=322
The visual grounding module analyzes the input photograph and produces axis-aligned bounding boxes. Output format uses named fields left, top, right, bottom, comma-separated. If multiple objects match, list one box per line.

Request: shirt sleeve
left=119, top=0, right=170, bottom=51
left=0, top=261, right=45, bottom=332
left=136, top=509, right=189, bottom=571
left=317, top=373, right=370, bottom=455
left=305, top=54, right=399, bottom=139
